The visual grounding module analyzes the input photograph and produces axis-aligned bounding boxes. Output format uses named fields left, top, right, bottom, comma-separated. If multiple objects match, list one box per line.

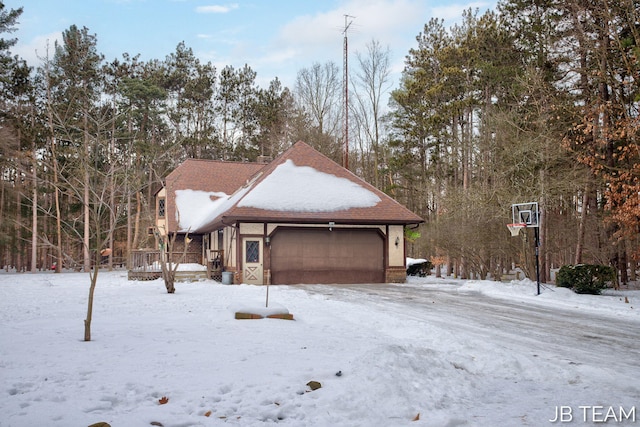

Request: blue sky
left=9, top=0, right=496, bottom=90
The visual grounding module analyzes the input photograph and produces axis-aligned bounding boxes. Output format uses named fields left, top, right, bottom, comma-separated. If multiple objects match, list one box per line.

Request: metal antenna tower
left=342, top=14, right=354, bottom=169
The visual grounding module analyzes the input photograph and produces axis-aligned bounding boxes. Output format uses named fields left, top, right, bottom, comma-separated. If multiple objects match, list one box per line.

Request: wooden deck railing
left=129, top=250, right=206, bottom=271
left=129, top=250, right=163, bottom=272
left=206, top=249, right=224, bottom=282
left=128, top=249, right=224, bottom=281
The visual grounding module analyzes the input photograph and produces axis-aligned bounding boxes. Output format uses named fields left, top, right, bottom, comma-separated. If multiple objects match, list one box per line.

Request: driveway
left=303, top=280, right=640, bottom=370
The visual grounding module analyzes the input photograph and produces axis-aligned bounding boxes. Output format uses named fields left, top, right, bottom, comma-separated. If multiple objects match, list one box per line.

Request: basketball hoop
left=509, top=201, right=542, bottom=295
left=507, top=223, right=526, bottom=237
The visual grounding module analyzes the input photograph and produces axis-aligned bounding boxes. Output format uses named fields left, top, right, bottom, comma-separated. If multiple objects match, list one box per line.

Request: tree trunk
left=108, top=114, right=116, bottom=271
left=0, top=167, right=5, bottom=270
left=160, top=256, right=176, bottom=294
left=83, top=171, right=90, bottom=272
left=619, top=247, right=628, bottom=287
left=84, top=263, right=99, bottom=341
left=15, top=175, right=22, bottom=271
left=53, top=149, right=63, bottom=273
left=132, top=192, right=141, bottom=250
left=83, top=107, right=91, bottom=272
left=45, top=63, right=63, bottom=273
left=159, top=231, right=178, bottom=293
left=126, top=190, right=132, bottom=267
left=31, top=146, right=38, bottom=272
left=575, top=187, right=589, bottom=264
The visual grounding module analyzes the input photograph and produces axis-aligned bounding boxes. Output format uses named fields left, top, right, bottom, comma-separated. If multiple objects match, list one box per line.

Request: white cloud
left=275, top=11, right=341, bottom=50
left=198, top=0, right=494, bottom=91
left=431, top=1, right=493, bottom=23
left=262, top=0, right=425, bottom=89
left=13, top=32, right=62, bottom=67
left=430, top=0, right=496, bottom=23
left=274, top=0, right=425, bottom=50
left=196, top=4, right=239, bottom=14
left=256, top=47, right=299, bottom=67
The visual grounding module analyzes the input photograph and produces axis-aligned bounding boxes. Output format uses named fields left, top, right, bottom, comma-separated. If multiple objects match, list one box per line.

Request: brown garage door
left=270, top=228, right=384, bottom=284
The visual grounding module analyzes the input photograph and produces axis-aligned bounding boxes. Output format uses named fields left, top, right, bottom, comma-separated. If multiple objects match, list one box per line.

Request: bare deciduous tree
left=294, top=62, right=342, bottom=161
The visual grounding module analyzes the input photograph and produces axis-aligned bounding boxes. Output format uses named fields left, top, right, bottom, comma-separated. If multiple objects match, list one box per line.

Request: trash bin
left=221, top=271, right=233, bottom=285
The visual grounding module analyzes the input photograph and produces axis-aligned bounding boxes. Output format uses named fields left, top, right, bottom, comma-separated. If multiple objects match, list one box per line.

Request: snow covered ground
left=1, top=270, right=639, bottom=427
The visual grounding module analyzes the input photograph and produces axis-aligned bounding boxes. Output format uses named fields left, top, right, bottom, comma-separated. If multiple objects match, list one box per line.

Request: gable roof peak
left=191, top=140, right=423, bottom=232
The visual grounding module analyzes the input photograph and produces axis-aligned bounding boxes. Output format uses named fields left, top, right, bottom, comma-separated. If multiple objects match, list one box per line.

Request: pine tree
left=0, top=2, right=22, bottom=88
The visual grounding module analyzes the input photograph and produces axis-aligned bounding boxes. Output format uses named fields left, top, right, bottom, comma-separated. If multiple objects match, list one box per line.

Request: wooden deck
left=128, top=249, right=224, bottom=282
left=127, top=270, right=162, bottom=281
left=127, top=270, right=210, bottom=281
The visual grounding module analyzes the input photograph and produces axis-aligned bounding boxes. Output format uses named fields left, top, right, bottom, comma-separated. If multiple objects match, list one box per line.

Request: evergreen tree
left=233, top=64, right=259, bottom=160
left=0, top=1, right=22, bottom=90
left=163, top=42, right=219, bottom=160
left=254, top=77, right=296, bottom=159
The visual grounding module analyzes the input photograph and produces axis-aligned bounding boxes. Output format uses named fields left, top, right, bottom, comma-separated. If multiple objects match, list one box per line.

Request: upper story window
left=158, top=198, right=166, bottom=218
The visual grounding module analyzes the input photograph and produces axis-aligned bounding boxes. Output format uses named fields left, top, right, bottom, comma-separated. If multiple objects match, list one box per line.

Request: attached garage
left=171, top=141, right=424, bottom=285
left=270, top=228, right=384, bottom=284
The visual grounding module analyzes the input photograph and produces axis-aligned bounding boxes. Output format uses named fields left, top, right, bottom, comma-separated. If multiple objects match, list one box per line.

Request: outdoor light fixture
left=265, top=236, right=270, bottom=246
left=329, top=221, right=335, bottom=231
left=395, top=236, right=400, bottom=247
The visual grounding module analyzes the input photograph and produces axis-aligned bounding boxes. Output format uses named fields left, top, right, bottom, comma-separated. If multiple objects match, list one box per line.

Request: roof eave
left=199, top=214, right=423, bottom=230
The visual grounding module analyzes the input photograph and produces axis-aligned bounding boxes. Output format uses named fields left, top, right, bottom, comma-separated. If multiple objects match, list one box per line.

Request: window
left=158, top=198, right=165, bottom=218
left=246, top=240, right=259, bottom=263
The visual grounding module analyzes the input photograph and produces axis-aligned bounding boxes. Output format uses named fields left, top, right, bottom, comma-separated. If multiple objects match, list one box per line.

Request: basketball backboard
left=511, top=202, right=539, bottom=228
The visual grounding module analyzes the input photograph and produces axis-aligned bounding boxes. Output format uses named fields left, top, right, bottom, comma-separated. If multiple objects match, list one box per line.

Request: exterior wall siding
left=223, top=226, right=237, bottom=270
left=240, top=223, right=264, bottom=235
left=388, top=225, right=405, bottom=267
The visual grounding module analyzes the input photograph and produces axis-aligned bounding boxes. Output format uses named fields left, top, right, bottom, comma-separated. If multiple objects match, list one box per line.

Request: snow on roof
left=175, top=186, right=252, bottom=232
left=237, top=159, right=381, bottom=212
left=175, top=190, right=230, bottom=232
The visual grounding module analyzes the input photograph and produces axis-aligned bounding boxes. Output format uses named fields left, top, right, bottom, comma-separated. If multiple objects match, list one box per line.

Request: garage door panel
left=270, top=228, right=384, bottom=284
left=274, top=269, right=382, bottom=284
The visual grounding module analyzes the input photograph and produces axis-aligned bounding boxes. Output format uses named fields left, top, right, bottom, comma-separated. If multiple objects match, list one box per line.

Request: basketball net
left=507, top=223, right=526, bottom=237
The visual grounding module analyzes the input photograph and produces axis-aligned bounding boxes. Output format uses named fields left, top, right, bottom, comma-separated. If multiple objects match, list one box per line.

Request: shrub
left=556, top=264, right=617, bottom=295
left=407, top=260, right=432, bottom=277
